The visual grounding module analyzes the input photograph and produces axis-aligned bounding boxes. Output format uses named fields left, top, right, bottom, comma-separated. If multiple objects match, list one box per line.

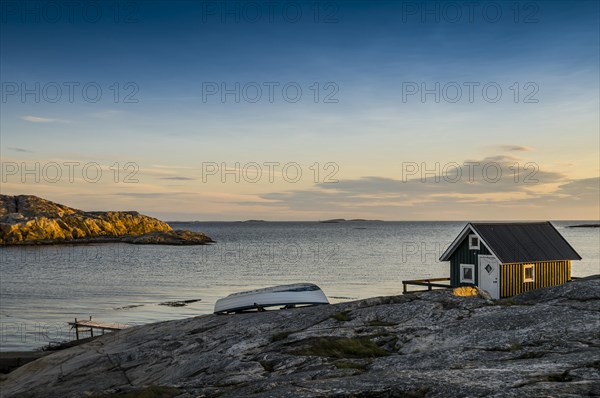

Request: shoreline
left=0, top=230, right=215, bottom=247
left=0, top=237, right=214, bottom=247
left=0, top=352, right=50, bottom=374
left=0, top=335, right=101, bottom=374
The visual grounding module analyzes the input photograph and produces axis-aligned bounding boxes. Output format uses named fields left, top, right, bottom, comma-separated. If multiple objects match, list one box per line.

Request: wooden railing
left=402, top=277, right=451, bottom=294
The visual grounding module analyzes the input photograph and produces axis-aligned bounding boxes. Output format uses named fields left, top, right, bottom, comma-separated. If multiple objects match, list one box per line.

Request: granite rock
left=0, top=195, right=213, bottom=246
left=1, top=276, right=598, bottom=397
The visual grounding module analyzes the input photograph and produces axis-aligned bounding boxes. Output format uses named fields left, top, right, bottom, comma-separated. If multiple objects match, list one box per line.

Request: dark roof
left=440, top=222, right=582, bottom=263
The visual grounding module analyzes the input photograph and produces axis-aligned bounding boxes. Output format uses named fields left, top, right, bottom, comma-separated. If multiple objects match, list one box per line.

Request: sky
left=0, top=0, right=599, bottom=221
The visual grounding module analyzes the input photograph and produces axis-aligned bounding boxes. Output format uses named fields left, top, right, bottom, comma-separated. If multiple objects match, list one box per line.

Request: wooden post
left=74, top=318, right=79, bottom=340
left=403, top=282, right=407, bottom=294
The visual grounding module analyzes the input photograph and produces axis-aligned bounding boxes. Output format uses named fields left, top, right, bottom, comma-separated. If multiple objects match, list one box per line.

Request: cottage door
left=478, top=255, right=500, bottom=299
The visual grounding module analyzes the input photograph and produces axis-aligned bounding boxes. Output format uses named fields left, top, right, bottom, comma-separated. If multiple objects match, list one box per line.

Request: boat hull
left=214, top=283, right=329, bottom=314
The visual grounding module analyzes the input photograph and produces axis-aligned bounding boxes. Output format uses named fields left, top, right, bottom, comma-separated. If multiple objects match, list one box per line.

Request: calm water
left=1, top=221, right=598, bottom=351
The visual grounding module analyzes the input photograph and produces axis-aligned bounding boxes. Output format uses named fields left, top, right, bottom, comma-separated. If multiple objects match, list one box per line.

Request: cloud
left=111, top=192, right=186, bottom=199
left=7, top=147, right=33, bottom=153
left=238, top=156, right=574, bottom=215
left=494, top=145, right=534, bottom=152
left=159, top=176, right=196, bottom=181
left=20, top=115, right=69, bottom=123
left=548, top=177, right=600, bottom=203
left=151, top=165, right=194, bottom=170
left=89, top=110, right=125, bottom=118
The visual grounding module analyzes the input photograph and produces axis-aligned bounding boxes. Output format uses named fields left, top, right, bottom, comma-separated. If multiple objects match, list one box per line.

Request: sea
left=1, top=221, right=598, bottom=351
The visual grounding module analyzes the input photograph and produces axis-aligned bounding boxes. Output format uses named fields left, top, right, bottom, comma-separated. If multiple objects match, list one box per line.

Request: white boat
left=214, top=283, right=329, bottom=314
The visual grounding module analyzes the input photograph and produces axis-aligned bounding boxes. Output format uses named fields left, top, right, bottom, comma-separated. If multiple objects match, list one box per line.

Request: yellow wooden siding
left=500, top=260, right=571, bottom=298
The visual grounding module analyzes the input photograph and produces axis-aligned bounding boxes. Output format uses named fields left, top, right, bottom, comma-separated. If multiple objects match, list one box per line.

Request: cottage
left=439, top=222, right=581, bottom=299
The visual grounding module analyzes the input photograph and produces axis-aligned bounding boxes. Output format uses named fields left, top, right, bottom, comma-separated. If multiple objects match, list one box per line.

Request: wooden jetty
left=402, top=277, right=451, bottom=294
left=68, top=317, right=129, bottom=340
left=402, top=276, right=580, bottom=295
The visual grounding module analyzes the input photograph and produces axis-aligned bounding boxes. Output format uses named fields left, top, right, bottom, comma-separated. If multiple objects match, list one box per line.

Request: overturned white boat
left=214, top=283, right=329, bottom=314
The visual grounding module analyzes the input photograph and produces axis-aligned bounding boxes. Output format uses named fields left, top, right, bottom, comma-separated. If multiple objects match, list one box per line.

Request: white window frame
left=523, top=264, right=535, bottom=282
left=460, top=264, right=475, bottom=284
left=468, top=234, right=480, bottom=250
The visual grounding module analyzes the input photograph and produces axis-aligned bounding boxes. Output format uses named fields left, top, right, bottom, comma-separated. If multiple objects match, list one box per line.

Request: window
left=468, top=234, right=480, bottom=250
left=523, top=264, right=535, bottom=282
left=460, top=264, right=475, bottom=283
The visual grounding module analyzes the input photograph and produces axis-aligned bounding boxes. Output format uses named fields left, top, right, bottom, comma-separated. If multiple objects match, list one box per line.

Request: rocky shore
left=1, top=276, right=598, bottom=397
left=0, top=195, right=213, bottom=246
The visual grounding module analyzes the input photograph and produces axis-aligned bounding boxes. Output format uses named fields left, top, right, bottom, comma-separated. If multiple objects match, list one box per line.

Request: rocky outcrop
left=1, top=276, right=598, bottom=397
left=0, top=195, right=213, bottom=245
left=126, top=230, right=214, bottom=245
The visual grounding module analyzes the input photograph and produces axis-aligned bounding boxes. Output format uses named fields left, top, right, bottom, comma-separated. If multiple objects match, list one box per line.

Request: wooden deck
left=402, top=277, right=451, bottom=294
left=68, top=317, right=129, bottom=340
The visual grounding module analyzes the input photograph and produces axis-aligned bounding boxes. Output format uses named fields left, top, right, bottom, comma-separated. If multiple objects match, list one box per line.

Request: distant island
left=0, top=195, right=213, bottom=246
left=567, top=224, right=600, bottom=228
left=319, top=219, right=383, bottom=223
